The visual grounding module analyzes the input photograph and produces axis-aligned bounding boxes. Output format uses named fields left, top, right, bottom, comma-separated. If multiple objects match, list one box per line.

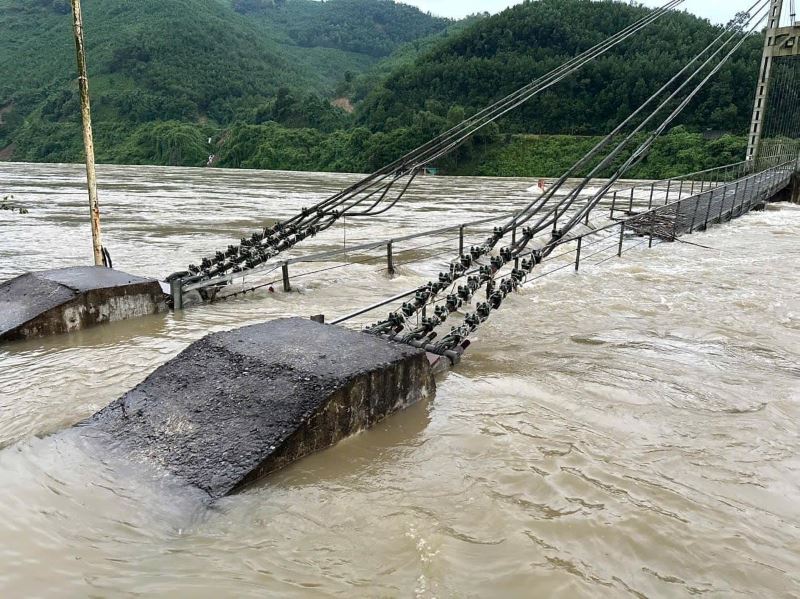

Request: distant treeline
left=356, top=0, right=760, bottom=136
left=13, top=116, right=746, bottom=181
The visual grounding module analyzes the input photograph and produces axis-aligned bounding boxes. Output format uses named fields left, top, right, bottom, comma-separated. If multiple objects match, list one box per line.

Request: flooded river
left=1, top=162, right=799, bottom=597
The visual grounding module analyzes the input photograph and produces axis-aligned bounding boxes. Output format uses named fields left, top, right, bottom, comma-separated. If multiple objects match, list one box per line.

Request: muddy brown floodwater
left=0, top=161, right=799, bottom=597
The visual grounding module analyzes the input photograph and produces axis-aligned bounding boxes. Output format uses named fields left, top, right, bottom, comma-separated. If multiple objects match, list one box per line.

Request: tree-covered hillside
left=0, top=0, right=452, bottom=160
left=235, top=0, right=451, bottom=58
left=358, top=0, right=761, bottom=136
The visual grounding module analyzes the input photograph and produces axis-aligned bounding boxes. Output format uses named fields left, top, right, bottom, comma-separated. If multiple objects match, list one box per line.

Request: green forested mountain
left=358, top=0, right=761, bottom=135
left=234, top=0, right=451, bottom=58
left=0, top=0, right=761, bottom=178
left=0, top=0, right=451, bottom=161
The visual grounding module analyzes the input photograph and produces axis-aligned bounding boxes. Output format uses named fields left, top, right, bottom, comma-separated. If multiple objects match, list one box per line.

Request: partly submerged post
left=70, top=0, right=103, bottom=266
left=386, top=241, right=395, bottom=275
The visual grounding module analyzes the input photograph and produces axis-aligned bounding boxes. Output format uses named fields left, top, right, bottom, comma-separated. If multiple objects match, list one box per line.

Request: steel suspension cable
left=400, top=1, right=687, bottom=170
left=278, top=0, right=688, bottom=221
left=335, top=0, right=687, bottom=200
left=355, top=2, right=764, bottom=339
left=356, top=1, right=768, bottom=357
left=426, top=6, right=770, bottom=356
left=480, top=9, right=757, bottom=241
left=492, top=3, right=768, bottom=260
left=509, top=1, right=768, bottom=239
left=539, top=5, right=770, bottom=238
left=558, top=6, right=770, bottom=234
left=170, top=0, right=685, bottom=288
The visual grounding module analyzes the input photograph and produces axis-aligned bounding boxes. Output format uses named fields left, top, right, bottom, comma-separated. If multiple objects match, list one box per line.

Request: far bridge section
left=626, top=159, right=799, bottom=240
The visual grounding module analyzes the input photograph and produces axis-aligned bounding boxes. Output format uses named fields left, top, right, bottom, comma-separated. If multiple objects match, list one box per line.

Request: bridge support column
left=386, top=241, right=395, bottom=275
left=789, top=172, right=800, bottom=204
left=747, top=0, right=783, bottom=165
left=282, top=262, right=291, bottom=292
left=170, top=278, right=184, bottom=311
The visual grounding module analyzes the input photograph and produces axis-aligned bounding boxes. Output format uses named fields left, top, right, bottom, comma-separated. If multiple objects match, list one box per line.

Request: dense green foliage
left=207, top=123, right=746, bottom=179
left=235, top=0, right=451, bottom=58
left=0, top=0, right=450, bottom=157
left=215, top=110, right=499, bottom=172
left=358, top=0, right=761, bottom=135
left=1, top=0, right=762, bottom=181
left=334, top=14, right=486, bottom=103
left=453, top=128, right=748, bottom=179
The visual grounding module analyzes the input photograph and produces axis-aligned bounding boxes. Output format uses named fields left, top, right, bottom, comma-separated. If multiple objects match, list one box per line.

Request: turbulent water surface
left=0, top=162, right=799, bottom=597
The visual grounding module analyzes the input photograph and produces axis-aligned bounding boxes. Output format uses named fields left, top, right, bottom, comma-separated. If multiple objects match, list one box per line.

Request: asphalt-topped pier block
left=0, top=266, right=167, bottom=342
left=81, top=318, right=435, bottom=498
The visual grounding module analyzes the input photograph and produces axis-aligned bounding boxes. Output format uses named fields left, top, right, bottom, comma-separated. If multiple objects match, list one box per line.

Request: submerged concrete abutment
left=0, top=266, right=166, bottom=342
left=80, top=318, right=435, bottom=498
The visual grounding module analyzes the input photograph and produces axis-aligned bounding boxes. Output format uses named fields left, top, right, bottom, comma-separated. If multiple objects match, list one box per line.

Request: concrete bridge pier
left=790, top=172, right=800, bottom=204
left=0, top=267, right=167, bottom=343
left=79, top=318, right=436, bottom=499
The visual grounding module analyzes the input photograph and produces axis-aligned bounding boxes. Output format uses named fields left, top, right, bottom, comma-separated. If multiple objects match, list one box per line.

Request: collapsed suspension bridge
left=3, top=0, right=800, bottom=500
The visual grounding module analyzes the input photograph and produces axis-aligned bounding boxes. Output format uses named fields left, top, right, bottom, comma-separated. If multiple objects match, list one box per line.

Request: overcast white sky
left=401, top=1, right=752, bottom=23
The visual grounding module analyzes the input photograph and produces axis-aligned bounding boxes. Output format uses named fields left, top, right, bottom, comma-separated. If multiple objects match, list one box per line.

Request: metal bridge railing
left=604, top=151, right=798, bottom=222
left=624, top=158, right=795, bottom=240
left=330, top=158, right=798, bottom=327
left=607, top=160, right=752, bottom=218
left=176, top=212, right=514, bottom=303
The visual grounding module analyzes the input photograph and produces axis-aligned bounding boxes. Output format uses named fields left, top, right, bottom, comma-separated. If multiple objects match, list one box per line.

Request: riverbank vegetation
left=1, top=0, right=761, bottom=178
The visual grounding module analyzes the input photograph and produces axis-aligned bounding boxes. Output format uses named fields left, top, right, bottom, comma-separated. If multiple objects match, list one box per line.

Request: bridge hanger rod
left=767, top=54, right=800, bottom=143
left=455, top=163, right=791, bottom=320
left=769, top=50, right=791, bottom=140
